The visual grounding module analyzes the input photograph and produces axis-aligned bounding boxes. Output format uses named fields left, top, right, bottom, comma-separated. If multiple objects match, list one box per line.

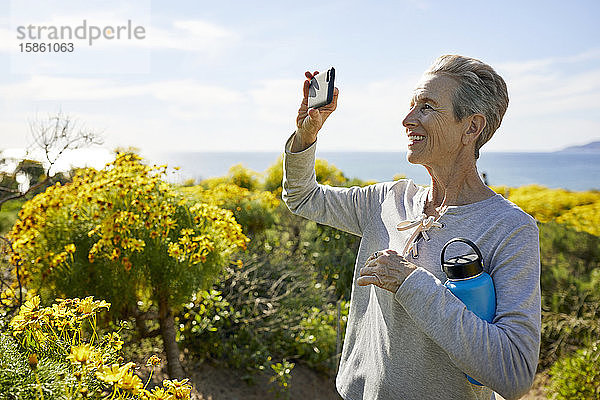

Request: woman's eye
left=420, top=104, right=433, bottom=111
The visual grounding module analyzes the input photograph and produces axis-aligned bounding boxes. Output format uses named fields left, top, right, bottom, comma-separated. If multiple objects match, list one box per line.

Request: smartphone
left=308, top=67, right=335, bottom=108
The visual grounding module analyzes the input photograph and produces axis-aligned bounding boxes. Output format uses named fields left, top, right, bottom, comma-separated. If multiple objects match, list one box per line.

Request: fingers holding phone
left=295, top=68, right=338, bottom=150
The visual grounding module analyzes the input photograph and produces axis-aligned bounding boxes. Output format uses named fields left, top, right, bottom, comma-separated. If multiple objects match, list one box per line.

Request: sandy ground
left=186, top=367, right=550, bottom=400
left=495, top=374, right=549, bottom=400
left=146, top=355, right=549, bottom=400
left=145, top=358, right=342, bottom=400
left=186, top=362, right=342, bottom=400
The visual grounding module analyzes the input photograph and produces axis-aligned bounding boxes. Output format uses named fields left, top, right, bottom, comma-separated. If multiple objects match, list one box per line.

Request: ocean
left=154, top=151, right=600, bottom=192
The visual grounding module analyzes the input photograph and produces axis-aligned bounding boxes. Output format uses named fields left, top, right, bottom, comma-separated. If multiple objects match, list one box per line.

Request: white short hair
left=425, top=55, right=509, bottom=159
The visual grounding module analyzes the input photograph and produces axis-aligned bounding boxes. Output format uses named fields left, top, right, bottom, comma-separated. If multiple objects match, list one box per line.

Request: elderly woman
left=282, top=55, right=540, bottom=400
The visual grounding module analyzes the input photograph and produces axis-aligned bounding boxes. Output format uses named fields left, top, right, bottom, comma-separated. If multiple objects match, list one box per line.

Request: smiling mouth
left=408, top=135, right=425, bottom=146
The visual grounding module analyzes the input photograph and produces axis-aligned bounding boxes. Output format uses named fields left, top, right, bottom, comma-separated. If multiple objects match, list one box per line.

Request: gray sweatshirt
left=281, top=133, right=541, bottom=400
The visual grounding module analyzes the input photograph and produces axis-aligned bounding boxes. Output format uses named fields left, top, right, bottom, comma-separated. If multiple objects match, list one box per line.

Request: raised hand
left=291, top=71, right=339, bottom=152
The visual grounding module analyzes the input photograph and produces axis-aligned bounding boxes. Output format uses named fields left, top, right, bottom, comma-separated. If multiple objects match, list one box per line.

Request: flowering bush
left=2, top=295, right=193, bottom=399
left=9, top=153, right=248, bottom=301
left=198, top=164, right=262, bottom=191
left=496, top=185, right=600, bottom=373
left=555, top=201, right=600, bottom=237
left=7, top=152, right=249, bottom=378
left=493, top=185, right=600, bottom=235
left=180, top=182, right=280, bottom=237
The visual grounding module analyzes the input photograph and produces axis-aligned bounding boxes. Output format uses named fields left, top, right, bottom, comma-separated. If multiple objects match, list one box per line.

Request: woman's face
left=402, top=74, right=470, bottom=168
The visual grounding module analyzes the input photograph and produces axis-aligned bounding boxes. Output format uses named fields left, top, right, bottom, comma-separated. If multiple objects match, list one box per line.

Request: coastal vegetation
left=1, top=151, right=599, bottom=398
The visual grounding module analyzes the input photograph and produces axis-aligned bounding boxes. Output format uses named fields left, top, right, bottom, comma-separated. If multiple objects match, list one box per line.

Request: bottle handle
left=440, top=237, right=484, bottom=272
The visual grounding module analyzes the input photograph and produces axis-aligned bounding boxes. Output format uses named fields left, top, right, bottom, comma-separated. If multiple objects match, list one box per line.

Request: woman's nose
left=402, top=107, right=418, bottom=128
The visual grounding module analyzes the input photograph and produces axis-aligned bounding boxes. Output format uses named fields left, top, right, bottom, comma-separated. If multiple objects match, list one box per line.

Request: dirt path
left=186, top=365, right=549, bottom=400
left=147, top=354, right=549, bottom=399
left=145, top=357, right=342, bottom=400
left=495, top=374, right=549, bottom=400
left=186, top=362, right=342, bottom=400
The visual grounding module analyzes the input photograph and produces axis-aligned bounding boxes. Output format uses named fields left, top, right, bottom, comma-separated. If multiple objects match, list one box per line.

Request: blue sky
left=1, top=0, right=599, bottom=168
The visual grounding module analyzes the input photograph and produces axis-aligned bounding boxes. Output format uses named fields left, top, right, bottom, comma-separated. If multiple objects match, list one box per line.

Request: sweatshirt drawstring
left=397, top=212, right=445, bottom=258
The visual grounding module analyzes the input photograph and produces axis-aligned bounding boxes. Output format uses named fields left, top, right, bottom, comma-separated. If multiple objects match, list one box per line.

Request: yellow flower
left=67, top=344, right=94, bottom=366
left=180, top=228, right=194, bottom=236
left=118, top=370, right=144, bottom=394
left=96, top=361, right=135, bottom=384
left=9, top=253, right=22, bottom=266
left=10, top=296, right=49, bottom=335
left=64, top=244, right=76, bottom=254
left=137, top=389, right=154, bottom=400
left=163, top=379, right=192, bottom=399
left=76, top=296, right=110, bottom=316
left=150, top=387, right=173, bottom=400
left=96, top=364, right=122, bottom=384
left=110, top=248, right=121, bottom=260
left=189, top=253, right=204, bottom=264
left=130, top=238, right=146, bottom=252
left=105, top=332, right=124, bottom=351
left=119, top=361, right=136, bottom=374
left=178, top=235, right=191, bottom=247
left=146, top=355, right=161, bottom=367
left=49, top=252, right=68, bottom=268
left=168, top=243, right=183, bottom=259
left=21, top=296, right=40, bottom=313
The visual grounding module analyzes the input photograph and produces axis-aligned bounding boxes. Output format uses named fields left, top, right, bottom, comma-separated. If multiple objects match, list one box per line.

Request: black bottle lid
left=440, top=237, right=484, bottom=280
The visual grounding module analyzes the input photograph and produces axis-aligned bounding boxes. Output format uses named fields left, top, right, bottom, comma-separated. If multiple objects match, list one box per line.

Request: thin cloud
left=0, top=76, right=143, bottom=100
left=119, top=19, right=240, bottom=53
left=492, top=49, right=600, bottom=151
left=248, top=79, right=301, bottom=124
left=96, top=18, right=239, bottom=52
left=497, top=48, right=600, bottom=74
left=499, top=50, right=600, bottom=118
left=0, top=76, right=244, bottom=104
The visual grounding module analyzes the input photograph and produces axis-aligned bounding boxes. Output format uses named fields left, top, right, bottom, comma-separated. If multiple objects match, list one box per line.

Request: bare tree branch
left=1, top=112, right=104, bottom=315
left=27, top=111, right=104, bottom=177
left=0, top=186, right=20, bottom=194
left=0, top=176, right=52, bottom=207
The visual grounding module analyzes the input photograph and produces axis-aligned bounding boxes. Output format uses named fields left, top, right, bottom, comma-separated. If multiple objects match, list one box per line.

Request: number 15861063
left=19, top=42, right=74, bottom=52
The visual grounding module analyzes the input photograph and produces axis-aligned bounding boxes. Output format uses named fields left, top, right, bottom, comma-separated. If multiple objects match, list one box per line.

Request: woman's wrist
left=291, top=130, right=317, bottom=153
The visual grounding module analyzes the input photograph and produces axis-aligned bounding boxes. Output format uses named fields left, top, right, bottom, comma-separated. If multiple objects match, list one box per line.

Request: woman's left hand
left=357, top=249, right=417, bottom=293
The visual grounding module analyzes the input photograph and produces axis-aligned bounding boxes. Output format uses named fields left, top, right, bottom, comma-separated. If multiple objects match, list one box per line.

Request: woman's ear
left=462, top=114, right=486, bottom=145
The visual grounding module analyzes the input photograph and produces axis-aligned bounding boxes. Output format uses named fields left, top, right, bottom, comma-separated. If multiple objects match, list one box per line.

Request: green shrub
left=0, top=332, right=72, bottom=400
left=290, top=301, right=349, bottom=372
left=180, top=182, right=279, bottom=238
left=176, top=243, right=338, bottom=371
left=177, top=288, right=348, bottom=377
left=302, top=221, right=360, bottom=300
left=262, top=155, right=284, bottom=195
left=538, top=222, right=600, bottom=369
left=0, top=199, right=24, bottom=235
left=269, top=359, right=295, bottom=399
left=546, top=341, right=600, bottom=399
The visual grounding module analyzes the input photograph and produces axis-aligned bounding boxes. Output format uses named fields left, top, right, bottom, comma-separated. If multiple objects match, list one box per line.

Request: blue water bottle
left=441, top=237, right=496, bottom=386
